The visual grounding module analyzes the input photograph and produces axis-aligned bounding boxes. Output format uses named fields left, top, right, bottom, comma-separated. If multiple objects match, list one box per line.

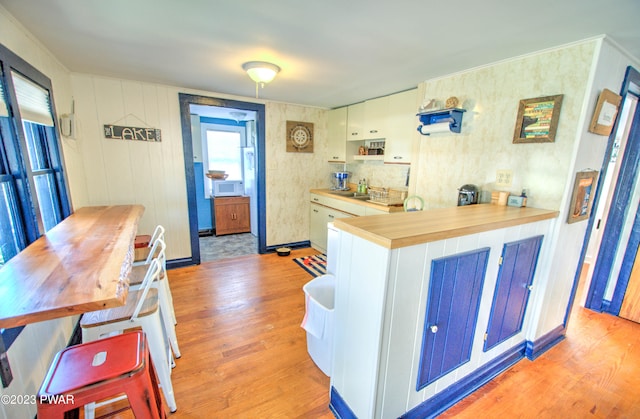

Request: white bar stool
left=80, top=258, right=177, bottom=415
left=132, top=226, right=176, bottom=327
left=129, top=239, right=180, bottom=358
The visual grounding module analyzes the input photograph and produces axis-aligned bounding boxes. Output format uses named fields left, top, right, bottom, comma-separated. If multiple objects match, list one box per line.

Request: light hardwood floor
left=101, top=249, right=640, bottom=418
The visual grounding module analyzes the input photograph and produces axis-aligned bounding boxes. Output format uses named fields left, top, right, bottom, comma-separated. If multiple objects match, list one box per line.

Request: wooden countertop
left=0, top=205, right=144, bottom=328
left=310, top=189, right=405, bottom=213
left=332, top=204, right=559, bottom=249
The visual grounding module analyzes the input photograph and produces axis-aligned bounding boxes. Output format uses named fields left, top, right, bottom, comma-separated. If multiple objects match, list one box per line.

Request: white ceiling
left=2, top=0, right=639, bottom=109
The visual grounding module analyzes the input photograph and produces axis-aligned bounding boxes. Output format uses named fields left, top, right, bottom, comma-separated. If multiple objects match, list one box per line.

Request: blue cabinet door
left=484, top=235, right=544, bottom=352
left=417, top=248, right=490, bottom=390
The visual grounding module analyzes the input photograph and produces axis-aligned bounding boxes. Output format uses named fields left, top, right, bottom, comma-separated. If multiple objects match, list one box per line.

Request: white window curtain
left=0, top=76, right=8, bottom=118
left=11, top=71, right=53, bottom=126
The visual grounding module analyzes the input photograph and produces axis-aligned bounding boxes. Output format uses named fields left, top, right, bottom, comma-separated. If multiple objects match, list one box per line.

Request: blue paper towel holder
left=416, top=108, right=466, bottom=135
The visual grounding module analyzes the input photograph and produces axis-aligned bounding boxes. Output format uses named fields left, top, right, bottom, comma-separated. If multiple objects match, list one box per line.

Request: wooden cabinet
left=214, top=196, right=250, bottom=236
left=484, top=235, right=544, bottom=351
left=327, top=107, right=348, bottom=162
left=384, top=89, right=417, bottom=164
left=417, top=247, right=490, bottom=388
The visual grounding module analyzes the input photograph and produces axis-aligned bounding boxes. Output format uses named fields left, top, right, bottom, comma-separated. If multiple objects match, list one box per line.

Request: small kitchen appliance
left=212, top=180, right=244, bottom=197
left=331, top=171, right=350, bottom=191
left=457, top=184, right=479, bottom=206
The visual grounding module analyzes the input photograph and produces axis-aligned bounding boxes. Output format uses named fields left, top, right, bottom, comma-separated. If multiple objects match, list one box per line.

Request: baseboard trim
left=265, top=240, right=311, bottom=253
left=401, top=344, right=525, bottom=419
left=525, top=325, right=566, bottom=360
left=329, top=386, right=357, bottom=419
left=167, top=257, right=195, bottom=269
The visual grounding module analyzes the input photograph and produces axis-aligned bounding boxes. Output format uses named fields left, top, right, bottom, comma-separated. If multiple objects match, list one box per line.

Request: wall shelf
left=416, top=108, right=466, bottom=135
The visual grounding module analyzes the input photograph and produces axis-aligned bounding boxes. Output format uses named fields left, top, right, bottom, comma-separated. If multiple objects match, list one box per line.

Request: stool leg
left=158, top=283, right=181, bottom=358
left=80, top=327, right=100, bottom=419
left=126, top=352, right=166, bottom=419
left=148, top=353, right=168, bottom=419
left=163, top=277, right=177, bottom=325
left=142, top=315, right=177, bottom=412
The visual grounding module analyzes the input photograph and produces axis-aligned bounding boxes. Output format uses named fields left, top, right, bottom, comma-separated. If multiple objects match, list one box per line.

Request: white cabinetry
left=327, top=89, right=418, bottom=164
left=310, top=204, right=352, bottom=252
left=364, top=206, right=387, bottom=216
left=384, top=89, right=417, bottom=164
left=330, top=218, right=554, bottom=418
left=327, top=107, right=347, bottom=162
left=346, top=102, right=364, bottom=141
left=311, top=192, right=382, bottom=252
left=363, top=96, right=389, bottom=140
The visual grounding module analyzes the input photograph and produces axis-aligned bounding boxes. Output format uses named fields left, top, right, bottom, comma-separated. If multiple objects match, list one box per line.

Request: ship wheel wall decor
left=286, top=121, right=314, bottom=153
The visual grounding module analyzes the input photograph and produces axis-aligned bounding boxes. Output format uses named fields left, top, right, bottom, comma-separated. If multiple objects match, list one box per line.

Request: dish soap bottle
left=358, top=179, right=367, bottom=194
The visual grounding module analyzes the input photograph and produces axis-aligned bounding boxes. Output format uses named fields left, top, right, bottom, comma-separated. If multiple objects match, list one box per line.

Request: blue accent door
left=484, top=235, right=544, bottom=351
left=417, top=248, right=490, bottom=390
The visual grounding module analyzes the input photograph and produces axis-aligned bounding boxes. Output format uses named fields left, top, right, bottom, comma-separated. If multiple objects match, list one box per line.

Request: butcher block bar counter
left=332, top=203, right=559, bottom=249
left=0, top=205, right=144, bottom=329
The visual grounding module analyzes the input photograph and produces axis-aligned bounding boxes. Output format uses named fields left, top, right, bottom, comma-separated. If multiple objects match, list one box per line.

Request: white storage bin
left=302, top=274, right=335, bottom=376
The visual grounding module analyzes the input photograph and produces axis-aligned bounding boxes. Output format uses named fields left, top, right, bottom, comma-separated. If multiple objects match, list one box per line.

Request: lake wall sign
left=104, top=124, right=162, bottom=142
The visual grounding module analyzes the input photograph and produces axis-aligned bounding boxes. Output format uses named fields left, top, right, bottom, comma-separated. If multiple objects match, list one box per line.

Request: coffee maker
left=458, top=184, right=479, bottom=206
left=331, top=171, right=350, bottom=191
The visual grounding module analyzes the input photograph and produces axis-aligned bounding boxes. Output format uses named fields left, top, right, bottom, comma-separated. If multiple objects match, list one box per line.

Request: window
left=0, top=43, right=71, bottom=346
left=206, top=129, right=243, bottom=180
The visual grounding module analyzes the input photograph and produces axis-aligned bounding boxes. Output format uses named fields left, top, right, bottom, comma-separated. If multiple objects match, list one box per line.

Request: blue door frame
left=585, top=66, right=640, bottom=313
left=178, top=94, right=266, bottom=266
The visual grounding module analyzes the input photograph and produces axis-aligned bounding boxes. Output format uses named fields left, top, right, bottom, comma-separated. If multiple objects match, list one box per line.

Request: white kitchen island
left=329, top=204, right=559, bottom=418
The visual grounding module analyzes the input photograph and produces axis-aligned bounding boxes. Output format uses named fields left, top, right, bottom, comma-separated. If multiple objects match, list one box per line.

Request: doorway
left=582, top=66, right=640, bottom=316
left=178, top=94, right=267, bottom=264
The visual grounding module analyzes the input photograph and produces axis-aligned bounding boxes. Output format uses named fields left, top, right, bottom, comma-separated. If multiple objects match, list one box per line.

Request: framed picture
left=286, top=120, right=314, bottom=153
left=513, top=94, right=564, bottom=143
left=589, top=88, right=622, bottom=136
left=567, top=170, right=599, bottom=224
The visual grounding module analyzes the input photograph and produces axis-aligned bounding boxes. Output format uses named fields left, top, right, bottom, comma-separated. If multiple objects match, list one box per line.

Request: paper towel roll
left=418, top=122, right=451, bottom=135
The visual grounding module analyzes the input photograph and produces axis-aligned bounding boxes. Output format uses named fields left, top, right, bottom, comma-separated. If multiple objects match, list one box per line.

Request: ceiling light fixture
left=242, top=61, right=281, bottom=98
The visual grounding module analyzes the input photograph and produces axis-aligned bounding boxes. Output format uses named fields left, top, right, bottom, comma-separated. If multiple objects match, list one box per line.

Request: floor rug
left=293, top=254, right=327, bottom=277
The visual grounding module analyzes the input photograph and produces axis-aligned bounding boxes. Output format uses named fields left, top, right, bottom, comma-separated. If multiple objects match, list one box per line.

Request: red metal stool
left=135, top=234, right=151, bottom=248
left=134, top=225, right=165, bottom=264
left=37, top=331, right=166, bottom=419
left=134, top=234, right=151, bottom=261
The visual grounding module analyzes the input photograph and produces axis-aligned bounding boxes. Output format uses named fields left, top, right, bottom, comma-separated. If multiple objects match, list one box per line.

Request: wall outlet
left=496, top=170, right=513, bottom=187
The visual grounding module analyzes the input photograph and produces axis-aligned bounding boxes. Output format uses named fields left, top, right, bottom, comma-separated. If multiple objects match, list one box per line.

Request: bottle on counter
left=521, top=189, right=528, bottom=207
left=358, top=179, right=368, bottom=194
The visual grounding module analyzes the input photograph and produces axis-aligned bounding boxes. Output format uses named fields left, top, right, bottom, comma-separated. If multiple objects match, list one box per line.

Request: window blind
left=11, top=71, right=53, bottom=126
left=0, top=77, right=8, bottom=118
